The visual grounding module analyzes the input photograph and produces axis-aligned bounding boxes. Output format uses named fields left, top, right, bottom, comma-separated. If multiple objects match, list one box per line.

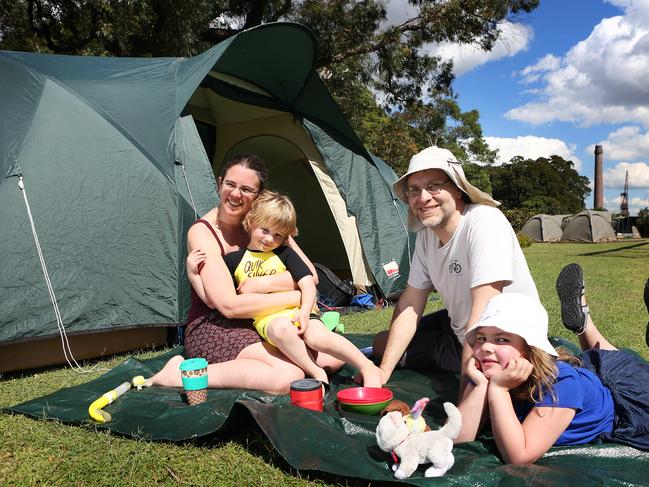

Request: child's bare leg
left=267, top=317, right=328, bottom=383
left=302, top=319, right=383, bottom=388
left=313, top=351, right=345, bottom=373
left=578, top=307, right=617, bottom=351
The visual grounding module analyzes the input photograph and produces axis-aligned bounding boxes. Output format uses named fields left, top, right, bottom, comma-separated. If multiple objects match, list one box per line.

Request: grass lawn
left=1, top=240, right=648, bottom=486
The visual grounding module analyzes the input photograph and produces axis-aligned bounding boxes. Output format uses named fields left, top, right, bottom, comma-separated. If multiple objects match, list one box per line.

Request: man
left=373, top=146, right=539, bottom=387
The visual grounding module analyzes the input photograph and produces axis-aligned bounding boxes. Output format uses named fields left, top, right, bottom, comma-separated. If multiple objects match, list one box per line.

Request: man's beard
left=419, top=205, right=448, bottom=230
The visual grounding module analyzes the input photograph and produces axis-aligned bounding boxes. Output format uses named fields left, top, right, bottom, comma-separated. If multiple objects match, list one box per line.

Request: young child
left=456, top=264, right=649, bottom=464
left=188, top=190, right=382, bottom=387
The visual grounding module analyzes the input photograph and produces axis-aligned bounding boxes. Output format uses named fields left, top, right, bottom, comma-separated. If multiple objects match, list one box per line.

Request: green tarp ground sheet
left=6, top=335, right=649, bottom=485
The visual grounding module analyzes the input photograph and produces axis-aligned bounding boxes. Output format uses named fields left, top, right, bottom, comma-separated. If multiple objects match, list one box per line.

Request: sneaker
left=556, top=263, right=589, bottom=334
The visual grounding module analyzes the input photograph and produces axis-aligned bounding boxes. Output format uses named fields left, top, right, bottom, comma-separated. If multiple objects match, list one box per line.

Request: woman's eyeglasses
left=222, top=179, right=259, bottom=196
left=405, top=179, right=450, bottom=199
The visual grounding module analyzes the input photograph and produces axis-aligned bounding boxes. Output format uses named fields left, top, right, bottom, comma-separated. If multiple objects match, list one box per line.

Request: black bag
left=314, top=263, right=355, bottom=307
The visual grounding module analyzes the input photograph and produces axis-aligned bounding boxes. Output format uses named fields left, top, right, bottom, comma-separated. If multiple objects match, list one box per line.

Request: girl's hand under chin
left=467, top=357, right=489, bottom=387
left=490, top=357, right=533, bottom=390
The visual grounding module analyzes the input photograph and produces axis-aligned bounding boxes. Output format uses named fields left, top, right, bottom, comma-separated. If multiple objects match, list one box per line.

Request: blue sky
left=388, top=0, right=649, bottom=215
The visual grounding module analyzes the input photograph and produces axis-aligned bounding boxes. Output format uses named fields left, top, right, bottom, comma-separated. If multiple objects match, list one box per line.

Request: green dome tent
left=0, top=23, right=412, bottom=371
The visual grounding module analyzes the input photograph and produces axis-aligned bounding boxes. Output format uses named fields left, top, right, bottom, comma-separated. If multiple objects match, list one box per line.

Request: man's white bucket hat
left=465, top=293, right=559, bottom=357
left=392, top=146, right=499, bottom=207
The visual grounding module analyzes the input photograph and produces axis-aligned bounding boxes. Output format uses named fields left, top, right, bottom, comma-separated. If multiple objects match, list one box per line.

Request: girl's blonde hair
left=244, top=190, right=298, bottom=238
left=511, top=345, right=581, bottom=404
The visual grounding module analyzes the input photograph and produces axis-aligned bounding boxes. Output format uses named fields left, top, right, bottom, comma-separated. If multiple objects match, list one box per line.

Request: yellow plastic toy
left=88, top=381, right=132, bottom=423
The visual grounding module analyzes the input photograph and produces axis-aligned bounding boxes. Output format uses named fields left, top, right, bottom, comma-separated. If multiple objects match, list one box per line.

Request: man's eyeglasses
left=221, top=179, right=259, bottom=196
left=405, top=179, right=450, bottom=199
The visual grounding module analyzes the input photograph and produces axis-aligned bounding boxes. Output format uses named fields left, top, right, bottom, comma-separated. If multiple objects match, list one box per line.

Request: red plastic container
left=290, top=379, right=323, bottom=412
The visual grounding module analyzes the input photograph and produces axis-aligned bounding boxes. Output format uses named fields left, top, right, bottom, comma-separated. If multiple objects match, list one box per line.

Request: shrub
left=517, top=231, right=533, bottom=248
left=502, top=208, right=536, bottom=232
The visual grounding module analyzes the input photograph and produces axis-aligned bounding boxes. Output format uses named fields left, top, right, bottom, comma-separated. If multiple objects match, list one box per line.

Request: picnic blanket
left=6, top=335, right=649, bottom=485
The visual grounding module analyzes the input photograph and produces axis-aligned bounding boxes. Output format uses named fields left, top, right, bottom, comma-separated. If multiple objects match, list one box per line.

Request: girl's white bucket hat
left=465, top=293, right=559, bottom=357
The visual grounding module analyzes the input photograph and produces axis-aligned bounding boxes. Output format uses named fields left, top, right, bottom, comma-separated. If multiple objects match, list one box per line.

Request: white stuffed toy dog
left=376, top=402, right=462, bottom=479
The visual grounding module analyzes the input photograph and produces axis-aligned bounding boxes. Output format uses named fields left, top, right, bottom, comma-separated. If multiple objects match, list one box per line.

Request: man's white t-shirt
left=407, top=204, right=539, bottom=342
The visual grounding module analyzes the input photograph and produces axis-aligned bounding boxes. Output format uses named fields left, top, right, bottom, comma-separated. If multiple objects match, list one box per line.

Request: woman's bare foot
left=147, top=355, right=184, bottom=387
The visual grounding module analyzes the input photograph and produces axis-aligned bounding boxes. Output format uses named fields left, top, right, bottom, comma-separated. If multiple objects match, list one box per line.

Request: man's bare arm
left=378, top=285, right=430, bottom=384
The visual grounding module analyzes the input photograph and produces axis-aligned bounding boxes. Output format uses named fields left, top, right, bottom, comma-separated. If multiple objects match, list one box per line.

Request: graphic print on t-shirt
left=234, top=251, right=285, bottom=284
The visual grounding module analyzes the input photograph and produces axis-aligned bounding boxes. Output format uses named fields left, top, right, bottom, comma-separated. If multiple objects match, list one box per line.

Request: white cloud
left=606, top=0, right=649, bottom=23
left=603, top=161, right=649, bottom=188
left=484, top=135, right=582, bottom=170
left=630, top=194, right=649, bottom=208
left=604, top=192, right=649, bottom=215
left=384, top=0, right=533, bottom=76
left=518, top=54, right=561, bottom=83
left=385, top=0, right=418, bottom=24
left=506, top=1, right=649, bottom=127
left=588, top=126, right=649, bottom=160
left=433, top=22, right=533, bottom=76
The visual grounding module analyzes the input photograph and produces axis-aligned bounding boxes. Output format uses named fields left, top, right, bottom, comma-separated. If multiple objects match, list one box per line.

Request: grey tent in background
left=551, top=214, right=572, bottom=230
left=520, top=214, right=564, bottom=242
left=0, top=22, right=412, bottom=372
left=560, top=210, right=617, bottom=243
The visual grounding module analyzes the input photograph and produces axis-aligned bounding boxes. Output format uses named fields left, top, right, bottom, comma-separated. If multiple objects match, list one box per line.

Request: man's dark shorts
left=400, top=309, right=462, bottom=374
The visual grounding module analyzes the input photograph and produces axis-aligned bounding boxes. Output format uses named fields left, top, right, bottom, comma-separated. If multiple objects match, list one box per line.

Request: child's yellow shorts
left=254, top=307, right=319, bottom=346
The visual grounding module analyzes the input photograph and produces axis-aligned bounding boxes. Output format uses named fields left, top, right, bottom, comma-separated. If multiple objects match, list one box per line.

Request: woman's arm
left=238, top=235, right=318, bottom=294
left=488, top=358, right=575, bottom=464
left=187, top=249, right=207, bottom=302
left=236, top=271, right=296, bottom=294
left=188, top=225, right=300, bottom=318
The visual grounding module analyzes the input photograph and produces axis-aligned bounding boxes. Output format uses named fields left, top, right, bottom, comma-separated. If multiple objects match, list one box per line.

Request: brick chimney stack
left=594, top=145, right=603, bottom=209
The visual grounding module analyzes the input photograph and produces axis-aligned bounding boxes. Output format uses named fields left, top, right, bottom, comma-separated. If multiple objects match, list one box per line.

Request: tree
left=486, top=155, right=591, bottom=214
left=637, top=207, right=649, bottom=237
left=0, top=0, right=539, bottom=168
left=354, top=95, right=498, bottom=176
left=463, top=162, right=492, bottom=195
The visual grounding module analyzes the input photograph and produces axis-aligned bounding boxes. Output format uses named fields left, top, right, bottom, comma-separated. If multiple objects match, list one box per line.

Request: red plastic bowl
left=336, top=387, right=393, bottom=415
left=337, top=387, right=393, bottom=404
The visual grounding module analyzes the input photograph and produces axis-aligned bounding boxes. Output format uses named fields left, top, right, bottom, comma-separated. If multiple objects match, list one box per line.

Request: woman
left=148, top=155, right=343, bottom=393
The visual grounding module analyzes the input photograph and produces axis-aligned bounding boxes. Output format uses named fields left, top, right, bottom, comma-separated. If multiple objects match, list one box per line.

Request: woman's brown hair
left=219, top=154, right=269, bottom=192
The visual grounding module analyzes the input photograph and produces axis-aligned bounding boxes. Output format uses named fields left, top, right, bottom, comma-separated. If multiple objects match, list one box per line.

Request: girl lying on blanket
left=456, top=263, right=649, bottom=464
